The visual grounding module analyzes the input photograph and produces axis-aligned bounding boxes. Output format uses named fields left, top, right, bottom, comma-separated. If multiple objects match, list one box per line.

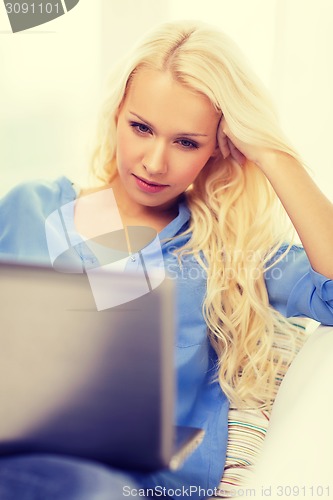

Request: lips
left=133, top=174, right=169, bottom=194
left=133, top=174, right=168, bottom=187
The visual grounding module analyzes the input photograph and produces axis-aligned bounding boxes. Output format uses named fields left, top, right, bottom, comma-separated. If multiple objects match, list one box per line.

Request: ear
left=115, top=107, right=120, bottom=125
left=216, top=116, right=232, bottom=160
left=210, top=142, right=222, bottom=159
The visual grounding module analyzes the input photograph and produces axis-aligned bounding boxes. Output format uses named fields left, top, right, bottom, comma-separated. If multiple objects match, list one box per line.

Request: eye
left=130, top=122, right=152, bottom=135
left=177, top=139, right=199, bottom=150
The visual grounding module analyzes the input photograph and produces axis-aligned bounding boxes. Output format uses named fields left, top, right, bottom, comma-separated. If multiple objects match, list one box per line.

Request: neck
left=110, top=175, right=179, bottom=225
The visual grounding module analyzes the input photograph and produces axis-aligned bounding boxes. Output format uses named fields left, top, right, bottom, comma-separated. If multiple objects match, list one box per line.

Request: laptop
left=0, top=261, right=204, bottom=471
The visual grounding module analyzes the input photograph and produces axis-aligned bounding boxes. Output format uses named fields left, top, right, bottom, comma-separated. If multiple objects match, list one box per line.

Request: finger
left=218, top=135, right=231, bottom=159
left=227, top=138, right=246, bottom=166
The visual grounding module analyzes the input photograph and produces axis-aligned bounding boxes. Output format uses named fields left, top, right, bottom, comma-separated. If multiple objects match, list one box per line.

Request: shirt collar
left=158, top=197, right=191, bottom=240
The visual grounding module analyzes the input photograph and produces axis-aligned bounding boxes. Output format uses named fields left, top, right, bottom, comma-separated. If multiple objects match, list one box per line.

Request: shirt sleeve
left=264, top=244, right=333, bottom=326
left=0, top=177, right=74, bottom=265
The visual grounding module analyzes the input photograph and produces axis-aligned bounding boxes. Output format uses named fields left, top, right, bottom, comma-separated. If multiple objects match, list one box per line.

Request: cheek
left=177, top=151, right=212, bottom=181
left=172, top=163, right=204, bottom=188
left=116, top=123, right=145, bottom=171
left=116, top=126, right=133, bottom=170
left=194, top=151, right=213, bottom=171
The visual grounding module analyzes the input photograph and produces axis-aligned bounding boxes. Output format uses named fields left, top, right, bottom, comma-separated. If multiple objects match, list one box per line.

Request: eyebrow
left=129, top=112, right=209, bottom=137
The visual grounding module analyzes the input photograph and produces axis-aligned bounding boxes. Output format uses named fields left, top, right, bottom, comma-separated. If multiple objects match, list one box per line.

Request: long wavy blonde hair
left=90, top=20, right=305, bottom=410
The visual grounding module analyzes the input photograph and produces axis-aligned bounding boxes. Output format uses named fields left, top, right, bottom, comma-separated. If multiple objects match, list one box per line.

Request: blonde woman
left=0, top=20, right=332, bottom=499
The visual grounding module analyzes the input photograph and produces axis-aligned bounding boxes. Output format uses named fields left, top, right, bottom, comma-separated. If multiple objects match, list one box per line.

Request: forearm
left=256, top=151, right=333, bottom=279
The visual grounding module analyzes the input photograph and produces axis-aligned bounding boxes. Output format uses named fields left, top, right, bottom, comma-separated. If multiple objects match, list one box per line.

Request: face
left=115, top=68, right=220, bottom=213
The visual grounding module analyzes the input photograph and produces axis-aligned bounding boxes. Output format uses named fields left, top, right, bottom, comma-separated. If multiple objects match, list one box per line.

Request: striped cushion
left=212, top=319, right=315, bottom=498
left=214, top=409, right=270, bottom=497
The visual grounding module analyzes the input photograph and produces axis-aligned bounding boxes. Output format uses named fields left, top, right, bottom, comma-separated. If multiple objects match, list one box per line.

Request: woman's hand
left=217, top=117, right=333, bottom=280
left=217, top=116, right=270, bottom=167
left=217, top=116, right=246, bottom=165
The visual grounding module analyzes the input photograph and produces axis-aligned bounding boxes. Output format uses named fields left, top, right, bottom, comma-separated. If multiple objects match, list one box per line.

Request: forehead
left=123, top=68, right=220, bottom=134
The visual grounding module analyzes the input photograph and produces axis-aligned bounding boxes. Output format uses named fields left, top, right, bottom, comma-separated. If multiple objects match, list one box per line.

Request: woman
left=0, top=20, right=332, bottom=499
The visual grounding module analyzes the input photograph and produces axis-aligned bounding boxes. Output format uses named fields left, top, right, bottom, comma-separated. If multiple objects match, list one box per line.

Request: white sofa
left=213, top=322, right=333, bottom=499
left=245, top=323, right=333, bottom=497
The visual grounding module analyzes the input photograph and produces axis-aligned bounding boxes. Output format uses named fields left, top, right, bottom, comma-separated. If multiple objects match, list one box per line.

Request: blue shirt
left=1, top=176, right=333, bottom=497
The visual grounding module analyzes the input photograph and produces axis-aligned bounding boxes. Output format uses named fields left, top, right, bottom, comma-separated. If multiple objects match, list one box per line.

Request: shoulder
left=0, top=176, right=76, bottom=216
left=265, top=243, right=307, bottom=282
left=0, top=177, right=77, bottom=263
left=265, top=243, right=308, bottom=280
left=264, top=243, right=306, bottom=304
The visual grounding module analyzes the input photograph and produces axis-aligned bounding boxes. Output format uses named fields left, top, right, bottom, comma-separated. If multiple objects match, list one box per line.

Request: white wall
left=271, top=0, right=333, bottom=198
left=0, top=0, right=102, bottom=194
left=1, top=0, right=332, bottom=201
left=168, top=0, right=278, bottom=88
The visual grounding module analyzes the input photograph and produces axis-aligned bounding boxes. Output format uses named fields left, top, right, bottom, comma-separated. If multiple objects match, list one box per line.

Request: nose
left=143, top=139, right=167, bottom=176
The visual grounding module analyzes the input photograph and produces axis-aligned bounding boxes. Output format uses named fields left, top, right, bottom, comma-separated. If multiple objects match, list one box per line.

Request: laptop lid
left=0, top=262, right=176, bottom=470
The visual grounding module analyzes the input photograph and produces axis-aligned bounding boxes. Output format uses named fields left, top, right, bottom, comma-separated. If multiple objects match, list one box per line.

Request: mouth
left=133, top=174, right=168, bottom=187
left=132, top=174, right=169, bottom=194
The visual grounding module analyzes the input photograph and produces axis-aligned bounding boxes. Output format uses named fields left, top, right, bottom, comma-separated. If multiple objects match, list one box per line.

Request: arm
left=265, top=244, right=333, bottom=325
left=219, top=118, right=333, bottom=279
left=255, top=151, right=333, bottom=279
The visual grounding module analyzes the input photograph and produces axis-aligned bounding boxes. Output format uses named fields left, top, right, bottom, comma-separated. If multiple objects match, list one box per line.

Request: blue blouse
left=1, top=177, right=333, bottom=497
